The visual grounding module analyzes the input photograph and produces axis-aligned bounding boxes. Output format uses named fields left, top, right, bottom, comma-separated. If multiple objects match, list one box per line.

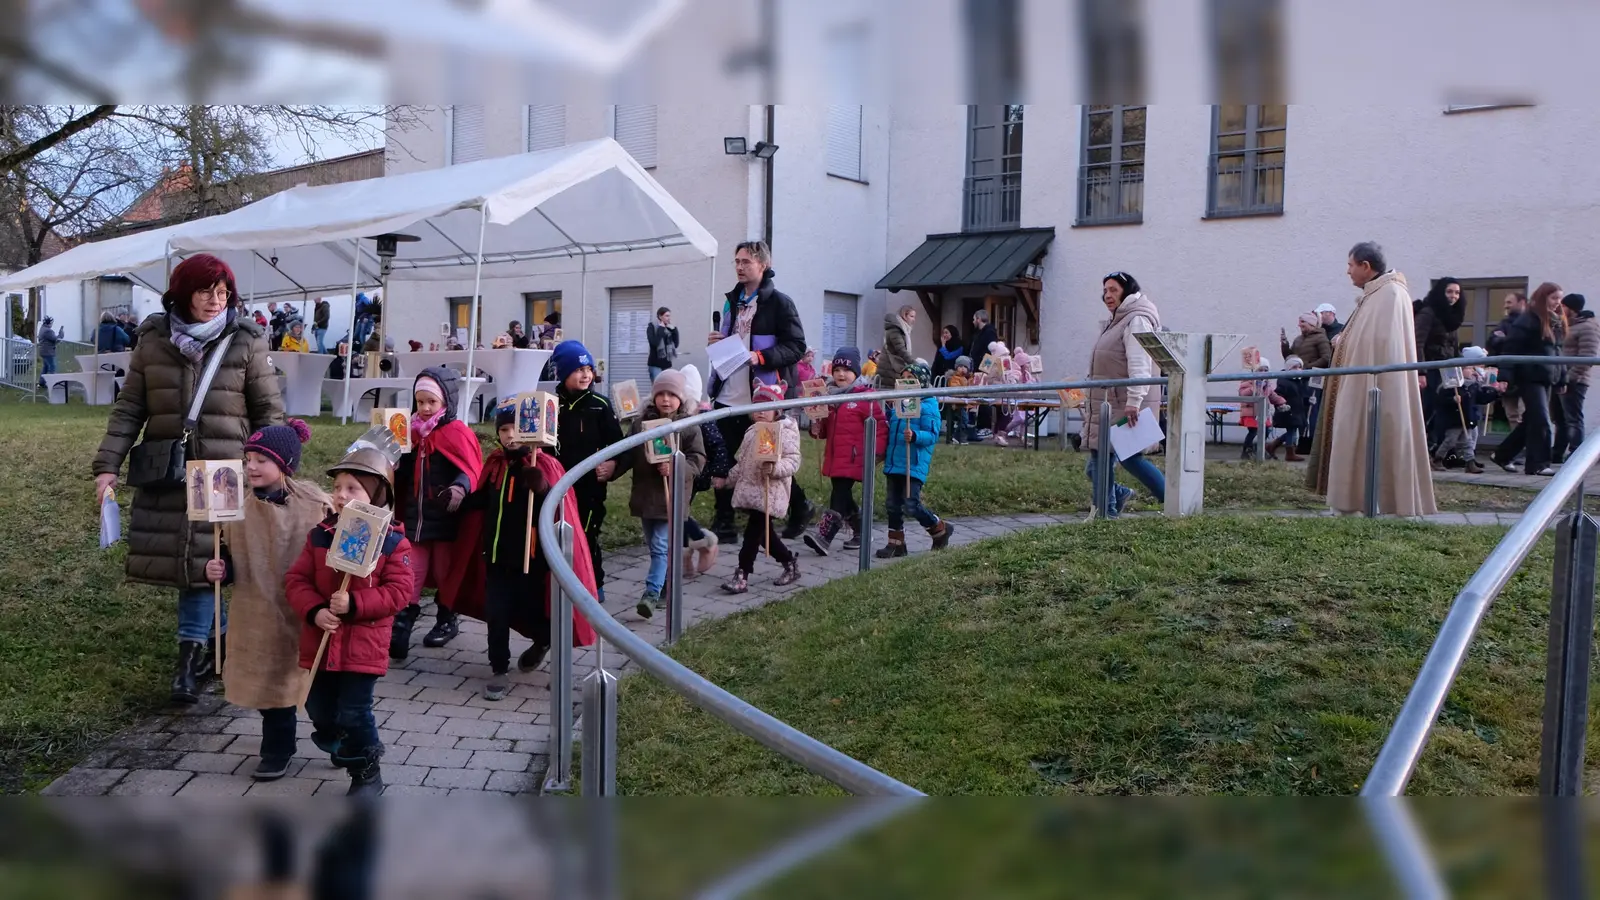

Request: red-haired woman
left=1492, top=281, right=1564, bottom=476
left=92, top=253, right=285, bottom=703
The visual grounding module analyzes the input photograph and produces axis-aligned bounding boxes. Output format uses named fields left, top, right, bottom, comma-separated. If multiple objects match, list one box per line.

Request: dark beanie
left=831, top=346, right=862, bottom=375
left=243, top=419, right=311, bottom=475
left=1562, top=293, right=1586, bottom=312
left=494, top=403, right=517, bottom=428
left=552, top=340, right=594, bottom=384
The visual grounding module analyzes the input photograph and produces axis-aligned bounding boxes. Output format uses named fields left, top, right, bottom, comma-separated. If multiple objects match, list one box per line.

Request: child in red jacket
left=804, top=347, right=884, bottom=555
left=286, top=444, right=415, bottom=796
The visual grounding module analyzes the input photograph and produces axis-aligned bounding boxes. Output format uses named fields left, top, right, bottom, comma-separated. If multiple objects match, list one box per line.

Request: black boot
left=422, top=607, right=459, bottom=648
left=781, top=499, right=815, bottom=540
left=342, top=749, right=384, bottom=797
left=389, top=604, right=420, bottom=660
left=171, top=640, right=203, bottom=704
left=193, top=633, right=223, bottom=684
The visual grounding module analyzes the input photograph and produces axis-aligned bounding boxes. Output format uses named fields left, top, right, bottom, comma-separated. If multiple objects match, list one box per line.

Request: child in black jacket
left=1434, top=348, right=1506, bottom=473
left=551, top=341, right=624, bottom=600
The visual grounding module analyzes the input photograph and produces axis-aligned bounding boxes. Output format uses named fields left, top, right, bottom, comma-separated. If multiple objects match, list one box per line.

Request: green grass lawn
left=610, top=516, right=1561, bottom=796
left=0, top=397, right=1537, bottom=792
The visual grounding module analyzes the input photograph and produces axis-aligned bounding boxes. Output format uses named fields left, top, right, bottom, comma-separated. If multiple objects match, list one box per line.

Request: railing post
left=859, top=416, right=876, bottom=573
left=1254, top=395, right=1267, bottom=464
left=1539, top=507, right=1599, bottom=796
left=580, top=666, right=619, bottom=797
left=1094, top=401, right=1113, bottom=519
left=542, top=521, right=576, bottom=794
left=1364, top=387, right=1382, bottom=517
left=585, top=796, right=619, bottom=900
left=666, top=449, right=687, bottom=645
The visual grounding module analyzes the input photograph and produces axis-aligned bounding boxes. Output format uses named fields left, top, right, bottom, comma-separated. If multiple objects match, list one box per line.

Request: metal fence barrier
left=533, top=353, right=1600, bottom=802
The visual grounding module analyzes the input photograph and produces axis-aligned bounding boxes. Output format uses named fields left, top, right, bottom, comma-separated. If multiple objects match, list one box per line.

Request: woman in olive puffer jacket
left=93, top=253, right=285, bottom=703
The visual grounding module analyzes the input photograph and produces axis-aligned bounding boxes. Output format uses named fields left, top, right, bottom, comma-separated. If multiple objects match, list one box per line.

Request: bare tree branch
left=0, top=103, right=114, bottom=170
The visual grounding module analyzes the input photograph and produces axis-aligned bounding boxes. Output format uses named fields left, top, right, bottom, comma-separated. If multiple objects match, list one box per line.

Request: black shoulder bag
left=126, top=333, right=236, bottom=488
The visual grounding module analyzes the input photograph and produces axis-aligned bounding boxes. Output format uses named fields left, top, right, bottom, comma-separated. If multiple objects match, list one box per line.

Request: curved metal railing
left=536, top=354, right=1600, bottom=799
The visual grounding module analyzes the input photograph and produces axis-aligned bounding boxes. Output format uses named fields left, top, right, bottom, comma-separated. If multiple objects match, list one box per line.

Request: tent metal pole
left=462, top=205, right=488, bottom=421
left=341, top=238, right=359, bottom=425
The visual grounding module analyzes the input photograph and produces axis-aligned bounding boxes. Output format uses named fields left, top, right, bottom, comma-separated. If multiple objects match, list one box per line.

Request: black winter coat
left=555, top=387, right=625, bottom=511
left=1501, top=312, right=1562, bottom=386
left=1272, top=376, right=1310, bottom=430
left=710, top=269, right=808, bottom=400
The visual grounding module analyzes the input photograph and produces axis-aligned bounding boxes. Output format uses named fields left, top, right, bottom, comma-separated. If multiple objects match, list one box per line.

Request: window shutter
left=527, top=105, right=566, bottom=152
left=821, top=292, right=859, bottom=363
left=826, top=106, right=863, bottom=181
left=607, top=287, right=655, bottom=391
left=450, top=105, right=487, bottom=165
left=613, top=105, right=658, bottom=168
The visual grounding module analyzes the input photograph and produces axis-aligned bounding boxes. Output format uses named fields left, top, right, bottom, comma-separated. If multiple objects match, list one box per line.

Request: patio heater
left=364, top=233, right=419, bottom=374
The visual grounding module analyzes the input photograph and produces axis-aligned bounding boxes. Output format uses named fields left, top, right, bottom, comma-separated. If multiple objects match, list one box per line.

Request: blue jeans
left=649, top=365, right=667, bottom=382
left=176, top=587, right=226, bottom=643
left=306, top=671, right=381, bottom=759
left=1085, top=451, right=1166, bottom=514
left=885, top=475, right=939, bottom=530
left=641, top=518, right=670, bottom=594
left=40, top=355, right=56, bottom=375
left=314, top=328, right=328, bottom=353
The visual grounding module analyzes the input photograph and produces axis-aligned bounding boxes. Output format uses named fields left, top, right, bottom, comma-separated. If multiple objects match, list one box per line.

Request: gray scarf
left=170, top=309, right=230, bottom=364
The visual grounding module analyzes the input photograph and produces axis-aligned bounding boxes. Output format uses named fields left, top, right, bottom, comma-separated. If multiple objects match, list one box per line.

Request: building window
left=447, top=105, right=486, bottom=166
left=964, top=0, right=1022, bottom=102
left=826, top=106, right=864, bottom=182
left=963, top=104, right=1024, bottom=232
left=1077, top=105, right=1145, bottom=226
left=446, top=296, right=483, bottom=345
left=613, top=105, right=658, bottom=168
left=523, top=291, right=561, bottom=334
left=1207, top=104, right=1286, bottom=217
left=526, top=105, right=566, bottom=152
left=1208, top=0, right=1284, bottom=104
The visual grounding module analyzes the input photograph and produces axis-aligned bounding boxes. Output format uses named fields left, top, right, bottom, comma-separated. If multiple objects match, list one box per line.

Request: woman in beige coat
left=1083, top=271, right=1166, bottom=518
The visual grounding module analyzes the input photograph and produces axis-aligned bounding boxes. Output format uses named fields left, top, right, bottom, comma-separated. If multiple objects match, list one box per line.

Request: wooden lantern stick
left=300, top=573, right=351, bottom=713
left=212, top=526, right=224, bottom=678
left=523, top=447, right=540, bottom=576
left=764, top=480, right=773, bottom=558
left=1454, top=387, right=1470, bottom=436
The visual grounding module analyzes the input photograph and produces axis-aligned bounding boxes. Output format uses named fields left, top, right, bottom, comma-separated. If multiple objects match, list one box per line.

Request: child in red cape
left=454, top=405, right=599, bottom=700
left=390, top=367, right=485, bottom=659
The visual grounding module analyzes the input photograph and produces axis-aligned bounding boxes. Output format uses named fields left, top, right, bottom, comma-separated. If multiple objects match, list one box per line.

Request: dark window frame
left=1206, top=104, right=1286, bottom=218
left=962, top=104, right=1025, bottom=233
left=1076, top=104, right=1146, bottom=226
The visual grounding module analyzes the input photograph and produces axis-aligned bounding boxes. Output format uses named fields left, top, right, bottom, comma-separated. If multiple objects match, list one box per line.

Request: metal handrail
left=538, top=355, right=1600, bottom=798
left=1362, top=430, right=1600, bottom=795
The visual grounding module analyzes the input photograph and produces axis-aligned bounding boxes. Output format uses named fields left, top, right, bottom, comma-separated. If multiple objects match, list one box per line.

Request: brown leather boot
left=1284, top=447, right=1303, bottom=462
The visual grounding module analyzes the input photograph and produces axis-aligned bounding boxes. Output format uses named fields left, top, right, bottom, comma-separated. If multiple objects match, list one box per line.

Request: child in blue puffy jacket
left=877, top=363, right=954, bottom=558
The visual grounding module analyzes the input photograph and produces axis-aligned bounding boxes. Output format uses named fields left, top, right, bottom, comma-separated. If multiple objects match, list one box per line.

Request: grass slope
left=0, top=398, right=1529, bottom=790
left=612, top=517, right=1560, bottom=796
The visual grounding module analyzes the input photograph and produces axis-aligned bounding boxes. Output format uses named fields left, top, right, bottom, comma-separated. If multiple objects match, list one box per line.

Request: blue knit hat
left=552, top=340, right=594, bottom=384
left=831, top=346, right=862, bottom=375
left=243, top=419, right=311, bottom=475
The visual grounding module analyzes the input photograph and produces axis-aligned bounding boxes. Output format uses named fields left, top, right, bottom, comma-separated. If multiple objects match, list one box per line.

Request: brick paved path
left=42, top=509, right=1537, bottom=796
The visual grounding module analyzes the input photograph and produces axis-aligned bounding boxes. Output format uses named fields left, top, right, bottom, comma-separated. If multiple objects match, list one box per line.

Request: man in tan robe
left=1307, top=241, right=1438, bottom=516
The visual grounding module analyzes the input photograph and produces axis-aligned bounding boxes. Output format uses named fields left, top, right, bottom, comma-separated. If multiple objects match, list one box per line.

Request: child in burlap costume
left=206, top=419, right=331, bottom=781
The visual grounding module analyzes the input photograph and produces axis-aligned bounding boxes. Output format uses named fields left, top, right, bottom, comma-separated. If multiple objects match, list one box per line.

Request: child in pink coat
left=723, top=382, right=804, bottom=593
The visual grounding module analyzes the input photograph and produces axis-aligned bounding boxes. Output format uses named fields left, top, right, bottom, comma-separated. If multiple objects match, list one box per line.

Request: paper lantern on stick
left=513, top=391, right=560, bottom=447
left=1028, top=354, right=1044, bottom=375
left=1242, top=346, right=1261, bottom=369
left=643, top=418, right=678, bottom=464
left=1440, top=367, right=1465, bottom=390
left=327, top=501, right=393, bottom=579
left=371, top=408, right=412, bottom=453
left=894, top=378, right=920, bottom=418
left=801, top=378, right=830, bottom=420
left=612, top=380, right=642, bottom=419
left=186, top=460, right=246, bottom=523
left=752, top=421, right=782, bottom=462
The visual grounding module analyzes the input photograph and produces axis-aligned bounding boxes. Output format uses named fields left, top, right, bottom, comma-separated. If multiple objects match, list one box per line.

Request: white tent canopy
left=0, top=138, right=717, bottom=300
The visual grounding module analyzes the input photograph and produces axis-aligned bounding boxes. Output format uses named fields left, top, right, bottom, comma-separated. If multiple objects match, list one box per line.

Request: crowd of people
left=83, top=234, right=1595, bottom=795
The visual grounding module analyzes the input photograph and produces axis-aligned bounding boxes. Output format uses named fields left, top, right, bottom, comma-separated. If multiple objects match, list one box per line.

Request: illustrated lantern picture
left=1028, top=354, right=1044, bottom=375
left=327, top=500, right=393, bottom=579
left=612, top=379, right=642, bottom=419
left=513, top=390, right=560, bottom=447
left=894, top=378, right=920, bottom=418
left=752, top=420, right=782, bottom=462
left=371, top=407, right=412, bottom=453
left=800, top=377, right=830, bottom=420
left=186, top=460, right=246, bottom=523
left=642, top=418, right=678, bottom=464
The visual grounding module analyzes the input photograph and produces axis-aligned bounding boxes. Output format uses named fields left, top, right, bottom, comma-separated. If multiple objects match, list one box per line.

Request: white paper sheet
left=1110, top=414, right=1166, bottom=461
left=708, top=333, right=750, bottom=380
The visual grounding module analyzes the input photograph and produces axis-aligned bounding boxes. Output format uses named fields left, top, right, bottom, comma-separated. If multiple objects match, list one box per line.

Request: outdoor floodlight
left=724, top=137, right=749, bottom=155
left=751, top=140, right=779, bottom=159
